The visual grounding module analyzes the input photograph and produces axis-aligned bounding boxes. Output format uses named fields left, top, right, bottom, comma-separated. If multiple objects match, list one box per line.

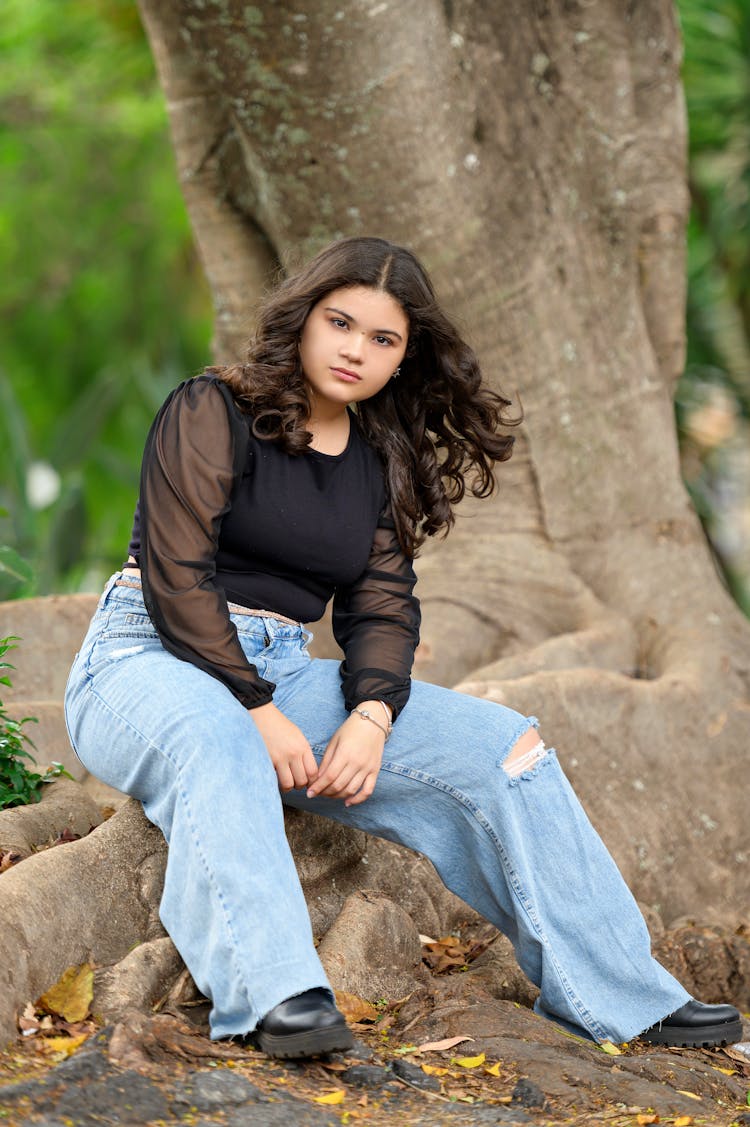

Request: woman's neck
left=307, top=408, right=351, bottom=456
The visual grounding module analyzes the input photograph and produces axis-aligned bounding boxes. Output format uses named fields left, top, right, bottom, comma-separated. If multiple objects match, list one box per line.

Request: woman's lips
left=331, top=367, right=362, bottom=382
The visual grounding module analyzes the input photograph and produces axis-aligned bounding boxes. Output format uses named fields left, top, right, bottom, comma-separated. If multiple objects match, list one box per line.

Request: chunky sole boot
left=250, top=988, right=354, bottom=1059
left=639, top=999, right=742, bottom=1048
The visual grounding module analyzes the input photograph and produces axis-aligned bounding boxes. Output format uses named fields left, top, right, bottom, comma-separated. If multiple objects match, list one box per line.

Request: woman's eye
left=331, top=318, right=348, bottom=329
left=375, top=335, right=392, bottom=346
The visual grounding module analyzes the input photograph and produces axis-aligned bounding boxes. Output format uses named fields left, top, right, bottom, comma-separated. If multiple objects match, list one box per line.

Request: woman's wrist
left=352, top=700, right=393, bottom=740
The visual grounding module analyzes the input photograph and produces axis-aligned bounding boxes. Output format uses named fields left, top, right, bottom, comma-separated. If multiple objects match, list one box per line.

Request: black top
left=129, top=375, right=420, bottom=718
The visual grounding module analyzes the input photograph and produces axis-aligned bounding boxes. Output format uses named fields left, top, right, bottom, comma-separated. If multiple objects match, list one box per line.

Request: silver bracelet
left=377, top=699, right=393, bottom=733
left=352, top=707, right=390, bottom=740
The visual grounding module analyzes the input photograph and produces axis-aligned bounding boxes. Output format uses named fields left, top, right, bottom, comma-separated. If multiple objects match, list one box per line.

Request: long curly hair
left=212, top=236, right=519, bottom=558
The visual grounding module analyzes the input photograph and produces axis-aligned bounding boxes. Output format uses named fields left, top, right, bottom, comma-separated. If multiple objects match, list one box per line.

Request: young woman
left=64, top=237, right=741, bottom=1059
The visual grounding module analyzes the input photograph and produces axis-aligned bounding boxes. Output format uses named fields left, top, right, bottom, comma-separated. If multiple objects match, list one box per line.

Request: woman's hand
left=307, top=706, right=387, bottom=807
left=250, top=702, right=319, bottom=792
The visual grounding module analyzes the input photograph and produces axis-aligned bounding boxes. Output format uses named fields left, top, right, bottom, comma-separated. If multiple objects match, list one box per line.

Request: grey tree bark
left=136, top=0, right=750, bottom=924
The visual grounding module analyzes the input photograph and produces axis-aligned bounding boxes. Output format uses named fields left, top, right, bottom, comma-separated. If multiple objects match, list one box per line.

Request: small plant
left=0, top=636, right=70, bottom=811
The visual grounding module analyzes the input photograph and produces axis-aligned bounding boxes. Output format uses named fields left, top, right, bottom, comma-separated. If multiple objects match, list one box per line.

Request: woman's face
left=299, top=285, right=409, bottom=415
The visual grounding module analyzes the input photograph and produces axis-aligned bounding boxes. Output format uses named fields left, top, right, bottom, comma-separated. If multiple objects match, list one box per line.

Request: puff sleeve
left=331, top=502, right=420, bottom=720
left=138, top=376, right=275, bottom=709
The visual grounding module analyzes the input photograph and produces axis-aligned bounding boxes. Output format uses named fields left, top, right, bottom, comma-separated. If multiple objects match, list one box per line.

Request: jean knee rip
left=502, top=737, right=550, bottom=783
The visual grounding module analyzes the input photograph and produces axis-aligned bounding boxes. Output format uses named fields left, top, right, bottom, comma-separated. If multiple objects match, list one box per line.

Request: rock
left=393, top=976, right=750, bottom=1116
left=653, top=921, right=750, bottom=1010
left=171, top=1068, right=267, bottom=1110
left=0, top=776, right=103, bottom=859
left=340, top=1063, right=399, bottom=1090
left=511, top=1077, right=546, bottom=1108
left=6, top=1063, right=169, bottom=1126
left=357, top=837, right=484, bottom=939
left=0, top=800, right=167, bottom=1048
left=461, top=933, right=539, bottom=1008
left=390, top=1058, right=441, bottom=1091
left=0, top=594, right=98, bottom=702
left=318, top=891, right=429, bottom=1001
left=93, top=936, right=185, bottom=1023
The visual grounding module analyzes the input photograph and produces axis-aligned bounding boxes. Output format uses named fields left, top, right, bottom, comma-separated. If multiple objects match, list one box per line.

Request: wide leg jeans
left=64, top=577, right=689, bottom=1043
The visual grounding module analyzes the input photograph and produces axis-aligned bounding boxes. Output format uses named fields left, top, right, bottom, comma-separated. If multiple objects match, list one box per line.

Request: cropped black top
left=128, top=375, right=420, bottom=718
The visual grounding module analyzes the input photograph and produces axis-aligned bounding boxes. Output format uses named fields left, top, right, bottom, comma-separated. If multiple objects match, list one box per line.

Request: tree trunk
left=136, top=0, right=750, bottom=923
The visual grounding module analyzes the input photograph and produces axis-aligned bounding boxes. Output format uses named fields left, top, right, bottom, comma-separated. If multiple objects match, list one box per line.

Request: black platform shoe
left=639, top=999, right=742, bottom=1048
left=249, top=988, right=354, bottom=1059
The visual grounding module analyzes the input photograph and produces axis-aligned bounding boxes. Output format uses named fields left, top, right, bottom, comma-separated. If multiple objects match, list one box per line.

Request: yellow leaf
left=674, top=1117, right=692, bottom=1126
left=421, top=1065, right=449, bottom=1076
left=710, top=1065, right=735, bottom=1075
left=39, top=1034, right=89, bottom=1057
left=37, top=964, right=94, bottom=1023
left=314, top=1090, right=345, bottom=1105
left=600, top=1040, right=622, bottom=1056
left=484, top=1061, right=503, bottom=1076
left=451, top=1052, right=486, bottom=1068
left=636, top=1116, right=658, bottom=1125
left=675, top=1090, right=702, bottom=1101
left=334, top=991, right=378, bottom=1024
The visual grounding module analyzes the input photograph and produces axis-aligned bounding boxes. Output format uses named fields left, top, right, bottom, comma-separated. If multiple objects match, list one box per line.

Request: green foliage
left=675, top=0, right=750, bottom=614
left=0, top=636, right=71, bottom=810
left=0, top=0, right=212, bottom=596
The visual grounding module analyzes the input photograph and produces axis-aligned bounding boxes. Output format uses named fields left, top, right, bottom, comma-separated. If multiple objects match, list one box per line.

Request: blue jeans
left=64, top=575, right=689, bottom=1043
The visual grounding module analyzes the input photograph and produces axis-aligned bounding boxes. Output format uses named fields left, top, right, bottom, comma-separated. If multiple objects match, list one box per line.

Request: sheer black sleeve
left=139, top=376, right=275, bottom=709
left=331, top=503, right=420, bottom=720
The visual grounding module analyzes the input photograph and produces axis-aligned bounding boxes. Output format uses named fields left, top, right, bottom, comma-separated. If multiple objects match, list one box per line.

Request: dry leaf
left=673, top=1118, right=692, bottom=1126
left=37, top=963, right=94, bottom=1023
left=421, top=1065, right=449, bottom=1076
left=636, top=1116, right=658, bottom=1125
left=484, top=1061, right=503, bottom=1077
left=314, top=1089, right=345, bottom=1105
left=38, top=1033, right=89, bottom=1057
left=711, top=1065, right=735, bottom=1075
left=451, top=1052, right=486, bottom=1068
left=18, top=1002, right=41, bottom=1036
left=675, top=1090, right=702, bottom=1101
left=418, top=1035, right=474, bottom=1052
left=334, top=991, right=378, bottom=1024
left=600, top=1040, right=622, bottom=1056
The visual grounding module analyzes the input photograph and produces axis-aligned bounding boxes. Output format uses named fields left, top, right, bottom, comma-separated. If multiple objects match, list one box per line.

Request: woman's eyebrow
left=324, top=306, right=404, bottom=342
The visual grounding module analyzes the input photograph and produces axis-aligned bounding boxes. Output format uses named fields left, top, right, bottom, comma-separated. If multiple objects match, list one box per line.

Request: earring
left=392, top=367, right=401, bottom=379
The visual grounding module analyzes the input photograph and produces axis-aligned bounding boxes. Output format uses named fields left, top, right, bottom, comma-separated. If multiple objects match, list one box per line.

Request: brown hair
left=212, top=236, right=518, bottom=557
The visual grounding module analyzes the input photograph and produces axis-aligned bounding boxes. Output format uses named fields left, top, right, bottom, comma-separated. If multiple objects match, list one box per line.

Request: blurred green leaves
left=675, top=0, right=750, bottom=614
left=0, top=0, right=211, bottom=595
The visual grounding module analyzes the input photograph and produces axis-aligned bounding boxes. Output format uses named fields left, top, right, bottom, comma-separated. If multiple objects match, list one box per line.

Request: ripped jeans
left=64, top=576, right=689, bottom=1043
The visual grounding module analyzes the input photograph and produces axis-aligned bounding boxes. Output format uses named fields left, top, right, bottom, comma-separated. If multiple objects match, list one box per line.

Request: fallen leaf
left=711, top=1065, right=735, bottom=1075
left=38, top=1033, right=89, bottom=1057
left=636, top=1116, right=658, bottom=1125
left=675, top=1091, right=702, bottom=1101
left=451, top=1052, right=486, bottom=1068
left=54, top=827, right=81, bottom=845
left=417, top=1035, right=474, bottom=1053
left=484, top=1061, right=503, bottom=1076
left=37, top=963, right=94, bottom=1023
left=18, top=1002, right=41, bottom=1036
left=673, top=1118, right=692, bottom=1126
left=314, top=1089, right=345, bottom=1105
left=421, top=1065, right=449, bottom=1076
left=0, top=850, right=23, bottom=873
left=334, top=991, right=378, bottom=1024
left=600, top=1040, right=623, bottom=1056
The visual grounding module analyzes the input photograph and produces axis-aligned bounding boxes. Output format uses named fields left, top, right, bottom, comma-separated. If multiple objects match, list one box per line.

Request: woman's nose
left=340, top=333, right=365, bottom=361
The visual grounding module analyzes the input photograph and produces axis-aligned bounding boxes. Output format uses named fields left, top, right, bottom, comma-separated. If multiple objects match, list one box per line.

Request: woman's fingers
left=345, top=772, right=377, bottom=806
